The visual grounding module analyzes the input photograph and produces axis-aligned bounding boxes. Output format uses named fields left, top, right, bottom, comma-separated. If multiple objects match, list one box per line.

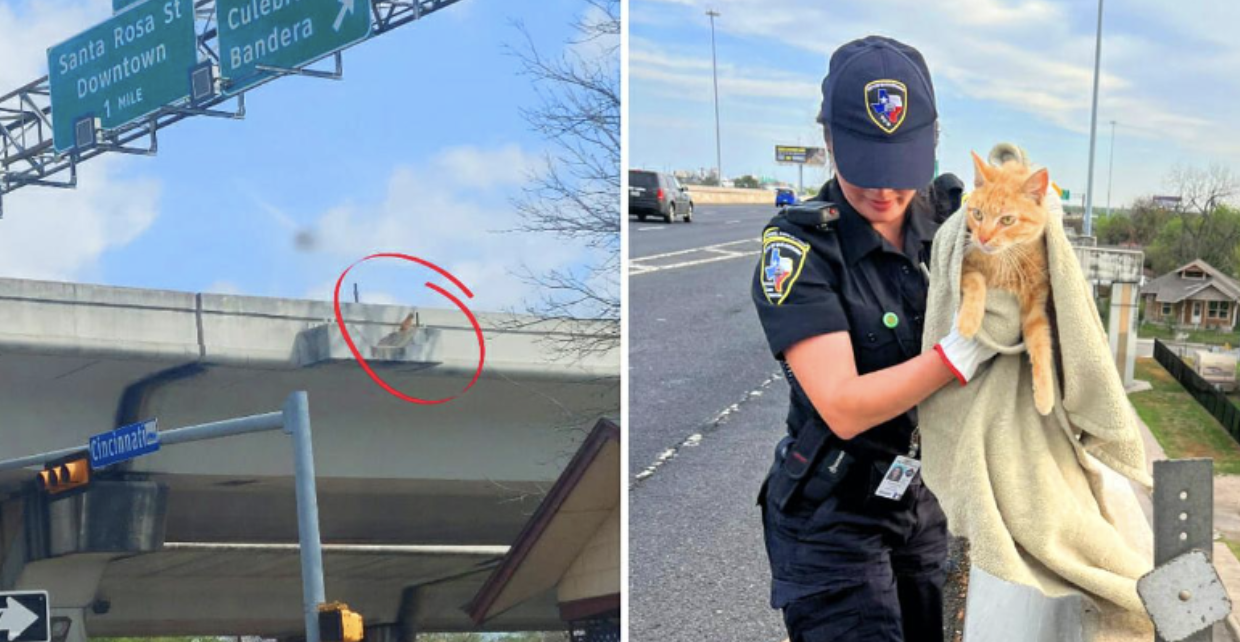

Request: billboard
left=775, top=145, right=826, bottom=166
left=1153, top=195, right=1183, bottom=208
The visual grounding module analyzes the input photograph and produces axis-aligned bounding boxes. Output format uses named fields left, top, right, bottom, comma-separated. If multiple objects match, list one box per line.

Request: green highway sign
left=216, top=0, right=372, bottom=95
left=47, top=0, right=197, bottom=153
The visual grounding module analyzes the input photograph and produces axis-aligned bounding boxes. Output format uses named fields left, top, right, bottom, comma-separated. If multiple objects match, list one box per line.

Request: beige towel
left=919, top=178, right=1155, bottom=629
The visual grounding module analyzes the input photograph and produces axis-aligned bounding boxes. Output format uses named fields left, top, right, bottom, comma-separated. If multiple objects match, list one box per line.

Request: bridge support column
left=1108, top=281, right=1140, bottom=387
left=397, top=585, right=423, bottom=642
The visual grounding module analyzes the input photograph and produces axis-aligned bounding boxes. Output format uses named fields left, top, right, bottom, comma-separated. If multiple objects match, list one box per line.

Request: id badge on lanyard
left=876, top=424, right=922, bottom=501
left=875, top=456, right=921, bottom=501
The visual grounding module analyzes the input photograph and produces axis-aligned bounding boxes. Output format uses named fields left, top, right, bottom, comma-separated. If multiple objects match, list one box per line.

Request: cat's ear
left=971, top=151, right=992, bottom=188
left=1023, top=168, right=1049, bottom=204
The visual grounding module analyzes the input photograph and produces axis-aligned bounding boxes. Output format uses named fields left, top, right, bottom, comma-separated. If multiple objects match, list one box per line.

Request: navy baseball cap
left=818, top=36, right=937, bottom=190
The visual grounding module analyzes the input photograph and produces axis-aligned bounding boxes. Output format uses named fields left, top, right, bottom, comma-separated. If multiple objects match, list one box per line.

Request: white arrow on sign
left=0, top=597, right=37, bottom=639
left=332, top=0, right=355, bottom=32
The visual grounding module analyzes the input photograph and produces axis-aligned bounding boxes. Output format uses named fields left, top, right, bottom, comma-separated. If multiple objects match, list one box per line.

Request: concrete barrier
left=684, top=186, right=777, bottom=205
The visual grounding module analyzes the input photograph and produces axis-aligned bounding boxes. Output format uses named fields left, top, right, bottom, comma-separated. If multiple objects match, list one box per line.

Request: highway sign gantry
left=0, top=592, right=48, bottom=642
left=89, top=419, right=160, bottom=469
left=216, top=0, right=372, bottom=95
left=46, top=0, right=198, bottom=153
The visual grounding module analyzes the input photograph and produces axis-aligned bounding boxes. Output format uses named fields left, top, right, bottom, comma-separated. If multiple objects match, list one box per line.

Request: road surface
left=629, top=204, right=788, bottom=642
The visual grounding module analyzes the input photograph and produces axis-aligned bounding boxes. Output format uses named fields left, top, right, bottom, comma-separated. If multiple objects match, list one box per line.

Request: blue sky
left=630, top=0, right=1240, bottom=209
left=0, top=0, right=611, bottom=312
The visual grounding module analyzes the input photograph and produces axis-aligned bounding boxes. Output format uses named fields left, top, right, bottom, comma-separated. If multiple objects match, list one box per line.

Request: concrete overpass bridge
left=0, top=277, right=618, bottom=641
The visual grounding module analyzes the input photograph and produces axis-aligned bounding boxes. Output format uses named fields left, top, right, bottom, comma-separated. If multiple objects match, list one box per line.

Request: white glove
left=933, top=323, right=999, bottom=385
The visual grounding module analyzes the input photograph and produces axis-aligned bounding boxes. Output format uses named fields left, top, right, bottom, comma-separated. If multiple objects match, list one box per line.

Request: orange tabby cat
left=958, top=151, right=1055, bottom=415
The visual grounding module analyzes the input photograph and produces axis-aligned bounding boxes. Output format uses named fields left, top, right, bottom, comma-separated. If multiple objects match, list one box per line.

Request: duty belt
left=767, top=423, right=855, bottom=512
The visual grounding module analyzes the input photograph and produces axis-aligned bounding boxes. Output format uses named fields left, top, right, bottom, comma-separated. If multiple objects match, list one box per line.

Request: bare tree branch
left=502, top=0, right=620, bottom=361
left=1149, top=163, right=1240, bottom=275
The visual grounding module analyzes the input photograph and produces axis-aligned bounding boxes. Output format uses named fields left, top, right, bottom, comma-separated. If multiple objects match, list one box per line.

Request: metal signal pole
left=1084, top=0, right=1105, bottom=236
left=1107, top=119, right=1117, bottom=216
left=707, top=9, right=722, bottom=185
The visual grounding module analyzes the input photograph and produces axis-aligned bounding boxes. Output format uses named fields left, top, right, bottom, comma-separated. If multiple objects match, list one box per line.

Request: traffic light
left=38, top=454, right=91, bottom=497
left=318, top=602, right=363, bottom=642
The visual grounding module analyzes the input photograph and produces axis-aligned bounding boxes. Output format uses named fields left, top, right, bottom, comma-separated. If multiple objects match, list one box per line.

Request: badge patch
left=865, top=79, right=908, bottom=134
left=760, top=229, right=809, bottom=305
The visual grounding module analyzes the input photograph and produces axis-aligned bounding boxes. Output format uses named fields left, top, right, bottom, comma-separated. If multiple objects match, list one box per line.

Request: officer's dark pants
left=762, top=461, right=949, bottom=642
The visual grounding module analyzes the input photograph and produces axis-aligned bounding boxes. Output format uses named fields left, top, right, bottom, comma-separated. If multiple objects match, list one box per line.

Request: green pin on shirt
left=883, top=312, right=899, bottom=329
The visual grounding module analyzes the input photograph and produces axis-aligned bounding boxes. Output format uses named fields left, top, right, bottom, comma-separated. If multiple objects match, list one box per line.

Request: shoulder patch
left=760, top=228, right=810, bottom=305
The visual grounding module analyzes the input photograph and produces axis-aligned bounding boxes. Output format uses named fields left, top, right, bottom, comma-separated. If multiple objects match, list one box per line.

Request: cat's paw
left=958, top=307, right=983, bottom=339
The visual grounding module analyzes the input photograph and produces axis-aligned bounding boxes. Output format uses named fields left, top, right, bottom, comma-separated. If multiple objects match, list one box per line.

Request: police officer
left=752, top=36, right=997, bottom=641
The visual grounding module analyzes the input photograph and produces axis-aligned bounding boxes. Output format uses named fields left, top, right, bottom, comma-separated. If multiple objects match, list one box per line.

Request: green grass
left=1224, top=537, right=1240, bottom=563
left=1131, top=358, right=1240, bottom=475
left=1138, top=323, right=1240, bottom=347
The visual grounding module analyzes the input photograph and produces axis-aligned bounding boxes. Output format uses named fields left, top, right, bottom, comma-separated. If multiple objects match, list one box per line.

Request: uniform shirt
left=752, top=179, right=944, bottom=461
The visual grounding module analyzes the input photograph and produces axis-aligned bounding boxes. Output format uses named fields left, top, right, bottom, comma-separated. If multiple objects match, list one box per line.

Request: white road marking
left=630, top=238, right=761, bottom=275
left=631, top=370, right=783, bottom=487
left=633, top=238, right=755, bottom=262
left=637, top=226, right=665, bottom=232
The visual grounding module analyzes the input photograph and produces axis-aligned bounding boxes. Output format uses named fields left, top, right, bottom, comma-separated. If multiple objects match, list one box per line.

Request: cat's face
left=965, top=151, right=1049, bottom=255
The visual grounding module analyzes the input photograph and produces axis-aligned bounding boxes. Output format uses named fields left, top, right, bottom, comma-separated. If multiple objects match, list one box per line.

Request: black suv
left=629, top=170, right=693, bottom=223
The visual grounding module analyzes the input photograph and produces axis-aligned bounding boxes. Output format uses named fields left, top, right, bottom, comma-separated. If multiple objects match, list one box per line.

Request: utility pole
left=1084, top=0, right=1105, bottom=237
left=1107, top=120, right=1117, bottom=216
left=706, top=9, right=722, bottom=185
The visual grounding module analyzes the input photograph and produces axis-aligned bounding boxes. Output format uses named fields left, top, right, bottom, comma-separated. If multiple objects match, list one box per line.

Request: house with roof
left=468, top=418, right=620, bottom=640
left=1141, top=259, right=1240, bottom=329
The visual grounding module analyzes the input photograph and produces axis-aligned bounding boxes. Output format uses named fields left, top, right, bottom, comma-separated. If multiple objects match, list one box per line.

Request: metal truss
left=0, top=0, right=465, bottom=216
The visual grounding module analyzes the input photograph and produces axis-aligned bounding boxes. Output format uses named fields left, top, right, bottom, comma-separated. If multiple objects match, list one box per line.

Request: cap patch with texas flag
left=761, top=227, right=809, bottom=305
left=866, top=79, right=908, bottom=134
left=818, top=36, right=937, bottom=188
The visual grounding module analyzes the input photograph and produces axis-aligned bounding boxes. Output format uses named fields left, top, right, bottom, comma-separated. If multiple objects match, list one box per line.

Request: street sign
left=0, top=592, right=48, bottom=642
left=774, top=145, right=826, bottom=166
left=47, top=0, right=197, bottom=153
left=216, top=0, right=372, bottom=95
left=89, top=419, right=160, bottom=469
left=113, top=0, right=143, bottom=13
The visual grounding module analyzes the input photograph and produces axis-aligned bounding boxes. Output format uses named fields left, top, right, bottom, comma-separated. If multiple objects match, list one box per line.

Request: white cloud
left=631, top=0, right=1240, bottom=205
left=304, top=145, right=588, bottom=312
left=0, top=157, right=160, bottom=280
left=630, top=40, right=820, bottom=101
left=0, top=0, right=110, bottom=88
left=0, top=0, right=161, bottom=281
left=632, top=1, right=1201, bottom=141
left=435, top=144, right=536, bottom=188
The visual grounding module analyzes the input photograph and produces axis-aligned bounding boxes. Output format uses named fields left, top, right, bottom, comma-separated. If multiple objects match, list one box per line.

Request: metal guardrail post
left=1153, top=459, right=1215, bottom=642
left=285, top=391, right=325, bottom=642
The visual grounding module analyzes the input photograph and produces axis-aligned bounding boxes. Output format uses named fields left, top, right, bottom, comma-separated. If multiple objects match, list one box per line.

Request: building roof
left=467, top=417, right=621, bottom=624
left=1141, top=259, right=1240, bottom=303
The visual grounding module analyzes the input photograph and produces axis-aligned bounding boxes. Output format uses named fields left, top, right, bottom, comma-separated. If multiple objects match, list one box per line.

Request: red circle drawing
left=333, top=253, right=486, bottom=405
